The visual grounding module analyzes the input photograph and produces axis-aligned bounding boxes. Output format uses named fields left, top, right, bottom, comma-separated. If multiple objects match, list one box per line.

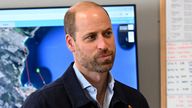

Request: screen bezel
left=0, top=4, right=139, bottom=90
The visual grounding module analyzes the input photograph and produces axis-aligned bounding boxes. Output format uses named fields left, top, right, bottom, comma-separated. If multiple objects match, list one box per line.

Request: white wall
left=0, top=0, right=160, bottom=108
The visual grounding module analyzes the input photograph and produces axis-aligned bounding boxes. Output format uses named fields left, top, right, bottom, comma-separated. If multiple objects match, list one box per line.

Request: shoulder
left=22, top=63, right=77, bottom=108
left=114, top=80, right=140, bottom=95
left=22, top=77, right=69, bottom=108
left=114, top=80, right=149, bottom=108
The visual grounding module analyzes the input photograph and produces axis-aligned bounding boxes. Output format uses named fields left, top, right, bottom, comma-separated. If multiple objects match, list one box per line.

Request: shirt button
left=89, top=87, right=95, bottom=93
left=93, top=88, right=96, bottom=92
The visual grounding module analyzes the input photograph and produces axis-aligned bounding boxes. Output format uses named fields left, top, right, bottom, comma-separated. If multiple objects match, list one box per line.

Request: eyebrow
left=104, top=27, right=112, bottom=31
left=82, top=27, right=113, bottom=38
left=102, top=27, right=113, bottom=34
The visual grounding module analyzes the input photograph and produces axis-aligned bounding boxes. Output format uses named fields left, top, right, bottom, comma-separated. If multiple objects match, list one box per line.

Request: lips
left=95, top=50, right=114, bottom=63
left=99, top=54, right=112, bottom=58
left=97, top=53, right=113, bottom=63
left=97, top=51, right=113, bottom=58
left=100, top=56, right=112, bottom=62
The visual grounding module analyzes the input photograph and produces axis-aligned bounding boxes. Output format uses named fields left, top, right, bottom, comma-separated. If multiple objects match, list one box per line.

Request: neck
left=86, top=72, right=108, bottom=107
left=74, top=62, right=109, bottom=87
left=75, top=62, right=109, bottom=106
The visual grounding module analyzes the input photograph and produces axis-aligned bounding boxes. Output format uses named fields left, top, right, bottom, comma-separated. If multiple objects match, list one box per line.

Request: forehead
left=70, top=2, right=102, bottom=12
left=75, top=7, right=110, bottom=23
left=75, top=8, right=111, bottom=31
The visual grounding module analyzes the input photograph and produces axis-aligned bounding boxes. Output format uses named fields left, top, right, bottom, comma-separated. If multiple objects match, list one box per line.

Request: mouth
left=99, top=54, right=112, bottom=58
left=98, top=52, right=113, bottom=58
left=97, top=53, right=113, bottom=63
left=95, top=50, right=114, bottom=64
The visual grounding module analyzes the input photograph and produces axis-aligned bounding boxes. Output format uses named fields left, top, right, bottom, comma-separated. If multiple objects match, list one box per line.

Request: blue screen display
left=0, top=5, right=138, bottom=107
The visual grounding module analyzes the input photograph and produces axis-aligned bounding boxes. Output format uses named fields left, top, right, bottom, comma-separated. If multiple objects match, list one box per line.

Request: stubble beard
left=76, top=48, right=115, bottom=73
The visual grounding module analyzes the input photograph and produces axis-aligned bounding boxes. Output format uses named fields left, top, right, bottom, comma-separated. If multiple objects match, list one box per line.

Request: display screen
left=0, top=5, right=137, bottom=107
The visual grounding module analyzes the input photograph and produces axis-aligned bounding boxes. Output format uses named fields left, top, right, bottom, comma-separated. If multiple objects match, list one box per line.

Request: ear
left=66, top=34, right=75, bottom=52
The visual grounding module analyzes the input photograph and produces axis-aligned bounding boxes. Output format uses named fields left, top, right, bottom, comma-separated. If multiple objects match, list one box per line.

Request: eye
left=103, top=30, right=113, bottom=38
left=84, top=33, right=97, bottom=42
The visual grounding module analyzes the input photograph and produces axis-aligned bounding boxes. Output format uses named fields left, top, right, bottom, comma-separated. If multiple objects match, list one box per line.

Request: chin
left=96, top=64, right=113, bottom=73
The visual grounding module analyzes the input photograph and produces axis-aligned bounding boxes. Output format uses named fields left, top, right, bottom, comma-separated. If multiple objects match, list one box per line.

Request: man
left=22, top=1, right=149, bottom=108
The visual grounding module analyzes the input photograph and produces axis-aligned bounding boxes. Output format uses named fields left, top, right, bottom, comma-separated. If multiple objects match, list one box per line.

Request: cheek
left=75, top=42, right=93, bottom=53
left=81, top=45, right=97, bottom=58
left=81, top=45, right=95, bottom=55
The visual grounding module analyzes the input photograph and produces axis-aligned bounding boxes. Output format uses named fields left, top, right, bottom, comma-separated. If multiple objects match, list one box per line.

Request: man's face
left=73, top=8, right=116, bottom=73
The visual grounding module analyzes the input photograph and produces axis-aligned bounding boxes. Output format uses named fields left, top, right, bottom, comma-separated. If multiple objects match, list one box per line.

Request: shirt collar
left=73, top=63, right=115, bottom=91
left=108, top=73, right=115, bottom=93
left=73, top=64, right=91, bottom=89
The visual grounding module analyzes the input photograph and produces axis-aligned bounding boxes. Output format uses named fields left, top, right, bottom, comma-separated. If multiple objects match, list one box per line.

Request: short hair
left=64, top=10, right=76, bottom=39
left=64, top=1, right=110, bottom=40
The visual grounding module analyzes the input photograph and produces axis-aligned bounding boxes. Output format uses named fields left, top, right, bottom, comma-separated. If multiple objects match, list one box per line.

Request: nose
left=97, top=36, right=108, bottom=50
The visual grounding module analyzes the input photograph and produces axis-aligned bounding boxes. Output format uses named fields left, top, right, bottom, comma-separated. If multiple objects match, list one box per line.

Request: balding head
left=69, top=1, right=101, bottom=12
left=64, top=1, right=109, bottom=40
